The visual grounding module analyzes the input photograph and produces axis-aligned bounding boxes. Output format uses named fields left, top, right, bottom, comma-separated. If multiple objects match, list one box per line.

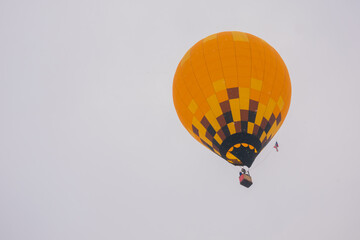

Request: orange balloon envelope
left=173, top=31, right=291, bottom=167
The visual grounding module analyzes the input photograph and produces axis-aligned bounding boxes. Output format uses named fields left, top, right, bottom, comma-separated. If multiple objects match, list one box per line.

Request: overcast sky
left=1, top=0, right=360, bottom=239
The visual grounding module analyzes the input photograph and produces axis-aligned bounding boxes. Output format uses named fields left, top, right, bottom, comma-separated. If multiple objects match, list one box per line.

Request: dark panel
left=248, top=111, right=256, bottom=123
left=217, top=129, right=226, bottom=141
left=269, top=114, right=276, bottom=125
left=235, top=121, right=242, bottom=132
left=241, top=121, right=248, bottom=132
left=253, top=124, right=260, bottom=135
left=256, top=127, right=264, bottom=138
left=217, top=115, right=227, bottom=127
left=224, top=112, right=233, bottom=124
left=240, top=110, right=249, bottom=121
left=260, top=118, right=268, bottom=130
left=207, top=125, right=216, bottom=136
left=212, top=139, right=221, bottom=152
left=221, top=126, right=230, bottom=137
left=220, top=101, right=231, bottom=113
left=249, top=99, right=259, bottom=111
left=201, top=116, right=210, bottom=128
left=192, top=125, right=199, bottom=136
left=265, top=122, right=271, bottom=133
left=201, top=139, right=214, bottom=152
left=227, top=87, right=239, bottom=99
left=205, top=131, right=214, bottom=141
left=276, top=113, right=282, bottom=125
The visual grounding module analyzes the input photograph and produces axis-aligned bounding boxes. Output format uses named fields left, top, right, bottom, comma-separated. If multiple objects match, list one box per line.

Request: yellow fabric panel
left=228, top=122, right=236, bottom=134
left=207, top=95, right=223, bottom=117
left=188, top=100, right=198, bottom=114
left=229, top=99, right=241, bottom=121
left=264, top=98, right=276, bottom=120
left=239, top=88, right=250, bottom=110
left=260, top=131, right=266, bottom=142
left=192, top=118, right=213, bottom=146
left=214, top=134, right=223, bottom=145
left=251, top=78, right=262, bottom=91
left=255, top=103, right=267, bottom=125
left=266, top=121, right=278, bottom=139
left=213, top=79, right=226, bottom=92
left=232, top=31, right=249, bottom=42
left=277, top=96, right=285, bottom=111
left=205, top=111, right=221, bottom=131
left=247, top=122, right=255, bottom=135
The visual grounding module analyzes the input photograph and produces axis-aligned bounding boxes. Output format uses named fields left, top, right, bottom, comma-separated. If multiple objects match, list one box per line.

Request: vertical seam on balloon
left=173, top=85, right=201, bottom=141
left=276, top=57, right=290, bottom=115
left=215, top=34, right=227, bottom=91
left=187, top=40, right=223, bottom=148
left=231, top=32, right=241, bottom=125
left=255, top=37, right=268, bottom=110
left=246, top=34, right=254, bottom=135
left=215, top=33, right=231, bottom=114
left=279, top=70, right=291, bottom=124
left=260, top=43, right=280, bottom=129
left=174, top=85, right=213, bottom=147
left=175, top=68, right=207, bottom=121
left=173, top=86, right=196, bottom=130
left=283, top=64, right=292, bottom=104
left=176, top=53, right=210, bottom=143
left=247, top=33, right=254, bottom=108
left=268, top=53, right=288, bottom=137
left=198, top=36, right=226, bottom=129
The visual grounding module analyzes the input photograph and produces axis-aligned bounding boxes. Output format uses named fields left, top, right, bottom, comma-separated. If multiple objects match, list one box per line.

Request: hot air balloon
left=172, top=31, right=291, bottom=186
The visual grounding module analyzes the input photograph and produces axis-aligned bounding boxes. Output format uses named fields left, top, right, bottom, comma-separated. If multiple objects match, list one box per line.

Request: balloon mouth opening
left=219, top=133, right=262, bottom=167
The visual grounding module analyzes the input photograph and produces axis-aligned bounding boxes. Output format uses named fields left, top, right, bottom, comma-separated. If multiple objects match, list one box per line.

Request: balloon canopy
left=173, top=31, right=291, bottom=167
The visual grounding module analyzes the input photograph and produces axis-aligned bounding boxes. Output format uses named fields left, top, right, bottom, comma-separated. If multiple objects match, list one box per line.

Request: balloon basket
left=239, top=174, right=253, bottom=188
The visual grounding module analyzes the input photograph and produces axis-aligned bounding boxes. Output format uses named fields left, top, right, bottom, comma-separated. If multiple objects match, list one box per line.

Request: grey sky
left=1, top=0, right=360, bottom=239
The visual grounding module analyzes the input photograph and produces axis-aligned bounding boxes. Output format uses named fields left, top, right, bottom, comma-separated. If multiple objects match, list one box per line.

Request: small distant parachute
left=172, top=31, right=291, bottom=169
